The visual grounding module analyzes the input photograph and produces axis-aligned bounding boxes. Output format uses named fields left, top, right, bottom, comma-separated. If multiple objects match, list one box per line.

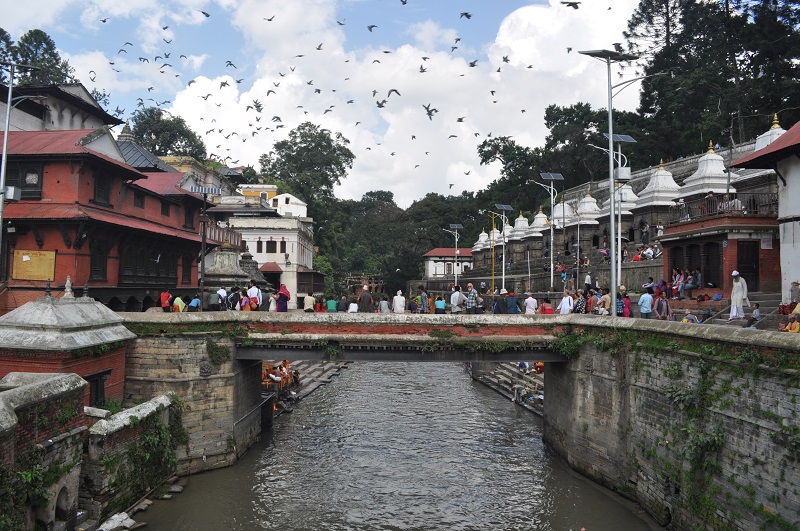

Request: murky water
left=143, top=363, right=662, bottom=531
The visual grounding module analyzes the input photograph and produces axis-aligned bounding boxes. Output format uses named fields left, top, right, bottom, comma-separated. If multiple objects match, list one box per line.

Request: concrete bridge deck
left=123, top=311, right=564, bottom=362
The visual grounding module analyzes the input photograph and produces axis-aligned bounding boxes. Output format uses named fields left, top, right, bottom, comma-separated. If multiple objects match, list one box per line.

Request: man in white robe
left=729, top=270, right=749, bottom=321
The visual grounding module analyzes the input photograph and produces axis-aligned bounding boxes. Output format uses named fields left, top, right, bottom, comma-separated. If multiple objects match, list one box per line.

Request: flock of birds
left=87, top=1, right=601, bottom=176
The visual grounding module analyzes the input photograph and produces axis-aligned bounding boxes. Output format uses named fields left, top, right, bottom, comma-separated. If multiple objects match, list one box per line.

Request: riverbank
left=470, top=361, right=545, bottom=416
left=92, top=360, right=348, bottom=531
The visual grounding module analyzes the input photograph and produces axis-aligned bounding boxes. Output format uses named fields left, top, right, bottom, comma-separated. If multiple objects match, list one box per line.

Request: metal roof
left=422, top=247, right=474, bottom=258
left=4, top=202, right=202, bottom=243
left=0, top=130, right=146, bottom=180
left=733, top=120, right=800, bottom=168
left=118, top=141, right=177, bottom=172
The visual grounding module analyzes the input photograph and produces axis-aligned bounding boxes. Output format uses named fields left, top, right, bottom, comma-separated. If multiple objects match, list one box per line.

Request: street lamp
left=443, top=223, right=463, bottom=288
left=190, top=186, right=221, bottom=311
left=579, top=48, right=639, bottom=314
left=1, top=61, right=40, bottom=279
left=535, top=173, right=564, bottom=292
left=494, top=204, right=513, bottom=290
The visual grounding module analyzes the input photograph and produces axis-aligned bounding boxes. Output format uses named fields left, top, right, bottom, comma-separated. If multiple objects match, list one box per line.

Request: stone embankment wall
left=123, top=331, right=264, bottom=475
left=81, top=395, right=179, bottom=523
left=543, top=317, right=800, bottom=530
left=0, top=372, right=87, bottom=530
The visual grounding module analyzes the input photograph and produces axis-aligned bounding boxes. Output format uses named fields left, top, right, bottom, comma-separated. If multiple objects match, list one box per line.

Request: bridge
left=123, top=312, right=566, bottom=362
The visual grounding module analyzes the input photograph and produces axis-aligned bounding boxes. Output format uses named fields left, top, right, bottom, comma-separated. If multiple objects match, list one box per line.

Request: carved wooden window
left=182, top=254, right=192, bottom=284
left=90, top=240, right=109, bottom=281
left=6, top=160, right=43, bottom=199
left=279, top=240, right=286, bottom=253
left=93, top=174, right=111, bottom=206
left=266, top=241, right=277, bottom=253
left=183, top=205, right=195, bottom=229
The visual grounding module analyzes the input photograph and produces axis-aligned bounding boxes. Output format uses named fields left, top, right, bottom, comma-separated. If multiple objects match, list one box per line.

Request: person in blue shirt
left=186, top=294, right=202, bottom=312
left=434, top=296, right=446, bottom=314
left=638, top=287, right=654, bottom=319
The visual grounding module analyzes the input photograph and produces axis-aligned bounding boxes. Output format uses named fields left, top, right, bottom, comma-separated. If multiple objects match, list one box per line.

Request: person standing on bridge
left=418, top=286, right=429, bottom=314
left=358, top=285, right=374, bottom=312
left=160, top=288, right=172, bottom=312
left=392, top=290, right=406, bottom=313
left=276, top=284, right=291, bottom=312
left=729, top=270, right=749, bottom=321
left=465, top=283, right=479, bottom=314
left=556, top=290, right=573, bottom=314
left=248, top=280, right=263, bottom=311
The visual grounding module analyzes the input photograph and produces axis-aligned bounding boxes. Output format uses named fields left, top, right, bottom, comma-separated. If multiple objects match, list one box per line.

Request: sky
left=3, top=0, right=643, bottom=208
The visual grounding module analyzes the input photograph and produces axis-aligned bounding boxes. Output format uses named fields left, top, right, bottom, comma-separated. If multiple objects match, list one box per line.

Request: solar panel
left=603, top=133, right=637, bottom=143
left=449, top=223, right=464, bottom=229
left=494, top=204, right=513, bottom=211
left=539, top=172, right=564, bottom=180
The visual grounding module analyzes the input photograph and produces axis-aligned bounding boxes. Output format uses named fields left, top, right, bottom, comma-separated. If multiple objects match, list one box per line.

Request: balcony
left=667, top=193, right=778, bottom=226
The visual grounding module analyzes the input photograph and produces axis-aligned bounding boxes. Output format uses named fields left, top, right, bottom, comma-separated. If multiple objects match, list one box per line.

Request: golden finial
left=771, top=113, right=781, bottom=129
left=125, top=119, right=130, bottom=126
left=707, top=140, right=715, bottom=153
left=659, top=159, right=664, bottom=170
left=585, top=188, right=592, bottom=197
left=538, top=206, right=543, bottom=213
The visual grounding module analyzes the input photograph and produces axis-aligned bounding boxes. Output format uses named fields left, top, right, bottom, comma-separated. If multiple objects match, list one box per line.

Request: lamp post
left=190, top=186, right=221, bottom=311
left=536, top=173, right=564, bottom=293
left=1, top=61, right=39, bottom=279
left=443, top=223, right=463, bottom=288
left=494, top=204, right=513, bottom=290
left=579, top=49, right=638, bottom=314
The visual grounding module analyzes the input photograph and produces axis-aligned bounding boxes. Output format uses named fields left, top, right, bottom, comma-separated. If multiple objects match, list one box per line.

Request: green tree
left=0, top=28, right=13, bottom=84
left=258, top=122, right=355, bottom=202
left=313, top=254, right=336, bottom=296
left=90, top=88, right=111, bottom=108
left=12, top=29, right=75, bottom=85
left=131, top=107, right=206, bottom=160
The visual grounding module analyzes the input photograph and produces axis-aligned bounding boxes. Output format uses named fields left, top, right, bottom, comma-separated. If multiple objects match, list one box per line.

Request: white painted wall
left=779, top=156, right=800, bottom=300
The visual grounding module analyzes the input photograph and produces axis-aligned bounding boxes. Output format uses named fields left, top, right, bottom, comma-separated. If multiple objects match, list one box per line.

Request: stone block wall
left=543, top=321, right=800, bottom=530
left=124, top=334, right=263, bottom=475
left=81, top=395, right=174, bottom=522
left=0, top=373, right=87, bottom=530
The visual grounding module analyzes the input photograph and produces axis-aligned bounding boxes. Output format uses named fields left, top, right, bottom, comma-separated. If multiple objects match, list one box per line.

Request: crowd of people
left=159, top=280, right=292, bottom=313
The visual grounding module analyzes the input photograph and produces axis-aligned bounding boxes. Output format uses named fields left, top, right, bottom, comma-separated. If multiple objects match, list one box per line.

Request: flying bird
left=201, top=94, right=212, bottom=100
left=612, top=42, right=624, bottom=53
left=220, top=81, right=229, bottom=88
left=226, top=61, right=236, bottom=68
left=469, top=60, right=478, bottom=67
left=162, top=25, right=169, bottom=30
left=118, top=48, right=127, bottom=54
left=561, top=1, right=580, bottom=9
left=448, top=134, right=458, bottom=138
left=163, top=38, right=172, bottom=44
left=265, top=15, right=275, bottom=21
left=316, top=43, right=323, bottom=50
left=100, top=18, right=109, bottom=23
left=376, top=99, right=387, bottom=108
left=89, top=70, right=96, bottom=81
left=566, top=47, right=572, bottom=53
left=367, top=25, right=378, bottom=32
left=139, top=57, right=149, bottom=62
left=337, top=19, right=346, bottom=25
left=460, top=12, right=472, bottom=19
left=198, top=10, right=210, bottom=17
left=456, top=117, right=464, bottom=122
left=419, top=65, right=427, bottom=73
left=502, top=55, right=510, bottom=63
left=387, top=89, right=401, bottom=97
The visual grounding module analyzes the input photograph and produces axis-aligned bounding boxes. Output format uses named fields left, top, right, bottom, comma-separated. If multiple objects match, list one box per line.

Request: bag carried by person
left=249, top=298, right=259, bottom=311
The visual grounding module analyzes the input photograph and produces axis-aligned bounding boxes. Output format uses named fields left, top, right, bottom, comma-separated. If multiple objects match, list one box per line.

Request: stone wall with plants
left=0, top=373, right=87, bottom=530
left=545, top=323, right=800, bottom=530
left=81, top=395, right=186, bottom=522
left=124, top=333, right=264, bottom=475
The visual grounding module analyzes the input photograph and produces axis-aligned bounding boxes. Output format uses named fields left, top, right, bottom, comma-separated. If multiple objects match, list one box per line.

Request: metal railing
left=667, top=193, right=778, bottom=225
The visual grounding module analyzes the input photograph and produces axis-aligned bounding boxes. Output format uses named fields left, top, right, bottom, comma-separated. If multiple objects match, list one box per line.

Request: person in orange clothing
left=784, top=315, right=800, bottom=333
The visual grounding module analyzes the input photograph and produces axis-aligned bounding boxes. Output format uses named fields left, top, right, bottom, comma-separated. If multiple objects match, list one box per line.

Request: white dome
left=636, top=161, right=681, bottom=208
left=531, top=208, right=550, bottom=230
left=552, top=200, right=575, bottom=227
left=576, top=191, right=601, bottom=219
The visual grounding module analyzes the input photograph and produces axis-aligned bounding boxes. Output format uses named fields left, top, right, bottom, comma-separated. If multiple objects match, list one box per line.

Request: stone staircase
left=708, top=291, right=782, bottom=328
left=290, top=360, right=349, bottom=400
left=474, top=361, right=544, bottom=415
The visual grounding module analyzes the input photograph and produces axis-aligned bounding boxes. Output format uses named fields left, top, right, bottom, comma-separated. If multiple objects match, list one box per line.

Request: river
left=143, top=362, right=662, bottom=531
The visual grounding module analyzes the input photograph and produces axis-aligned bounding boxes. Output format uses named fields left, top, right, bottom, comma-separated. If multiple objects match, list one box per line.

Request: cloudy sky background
left=4, top=0, right=642, bottom=207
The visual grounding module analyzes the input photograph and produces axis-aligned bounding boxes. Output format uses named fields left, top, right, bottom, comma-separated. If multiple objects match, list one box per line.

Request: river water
left=143, top=363, right=662, bottom=531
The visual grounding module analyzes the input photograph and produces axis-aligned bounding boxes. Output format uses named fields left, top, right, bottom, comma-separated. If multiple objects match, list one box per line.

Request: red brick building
left=0, top=128, right=215, bottom=312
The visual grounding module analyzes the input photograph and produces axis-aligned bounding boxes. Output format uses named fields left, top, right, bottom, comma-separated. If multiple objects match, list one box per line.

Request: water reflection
left=144, top=363, right=661, bottom=531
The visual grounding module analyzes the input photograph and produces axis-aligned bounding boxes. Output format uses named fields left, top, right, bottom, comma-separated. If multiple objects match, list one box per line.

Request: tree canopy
left=258, top=122, right=354, bottom=202
left=131, top=107, right=207, bottom=160
left=8, top=29, right=75, bottom=85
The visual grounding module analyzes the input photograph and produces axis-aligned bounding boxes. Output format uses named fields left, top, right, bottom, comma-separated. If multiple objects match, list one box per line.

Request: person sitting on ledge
left=784, top=315, right=800, bottom=333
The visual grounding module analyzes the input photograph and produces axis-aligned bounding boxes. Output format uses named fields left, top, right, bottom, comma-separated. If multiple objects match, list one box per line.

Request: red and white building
left=422, top=247, right=474, bottom=287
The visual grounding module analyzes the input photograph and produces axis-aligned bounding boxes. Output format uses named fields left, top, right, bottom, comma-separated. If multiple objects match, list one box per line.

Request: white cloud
left=61, top=0, right=641, bottom=208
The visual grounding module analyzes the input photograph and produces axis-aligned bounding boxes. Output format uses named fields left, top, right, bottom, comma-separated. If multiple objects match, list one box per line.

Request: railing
left=667, top=193, right=778, bottom=225
left=206, top=224, right=243, bottom=247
